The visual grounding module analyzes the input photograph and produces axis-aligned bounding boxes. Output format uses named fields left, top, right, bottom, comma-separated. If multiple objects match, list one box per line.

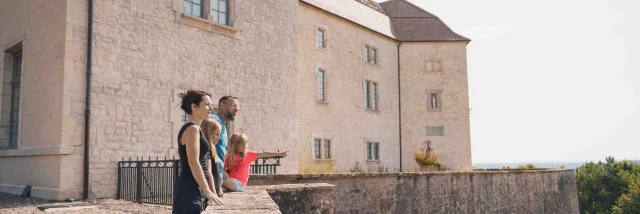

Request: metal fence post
left=117, top=161, right=122, bottom=199
left=136, top=159, right=142, bottom=203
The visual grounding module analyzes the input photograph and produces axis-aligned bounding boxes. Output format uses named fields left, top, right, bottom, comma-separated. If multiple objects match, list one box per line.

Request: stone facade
left=0, top=0, right=78, bottom=200
left=86, top=0, right=300, bottom=198
left=400, top=42, right=472, bottom=170
left=250, top=170, right=580, bottom=214
left=296, top=2, right=400, bottom=171
left=0, top=0, right=473, bottom=200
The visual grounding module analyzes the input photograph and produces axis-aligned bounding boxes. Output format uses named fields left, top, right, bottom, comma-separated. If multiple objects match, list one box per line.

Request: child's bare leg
left=222, top=179, right=237, bottom=192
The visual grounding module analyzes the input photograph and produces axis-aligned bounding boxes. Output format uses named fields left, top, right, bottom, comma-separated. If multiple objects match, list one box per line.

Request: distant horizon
left=473, top=157, right=640, bottom=165
left=473, top=159, right=640, bottom=170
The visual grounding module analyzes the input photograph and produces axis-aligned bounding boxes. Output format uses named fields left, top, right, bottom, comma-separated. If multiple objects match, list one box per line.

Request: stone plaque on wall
left=426, top=126, right=444, bottom=136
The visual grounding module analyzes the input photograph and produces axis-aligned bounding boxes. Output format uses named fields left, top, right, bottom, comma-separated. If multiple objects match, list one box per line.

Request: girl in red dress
left=222, top=133, right=288, bottom=192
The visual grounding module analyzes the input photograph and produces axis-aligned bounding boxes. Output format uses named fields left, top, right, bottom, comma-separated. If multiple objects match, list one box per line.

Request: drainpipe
left=397, top=42, right=402, bottom=172
left=83, top=0, right=94, bottom=200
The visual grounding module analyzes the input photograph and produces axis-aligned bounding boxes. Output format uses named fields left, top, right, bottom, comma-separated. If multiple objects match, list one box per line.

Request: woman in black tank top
left=172, top=90, right=224, bottom=214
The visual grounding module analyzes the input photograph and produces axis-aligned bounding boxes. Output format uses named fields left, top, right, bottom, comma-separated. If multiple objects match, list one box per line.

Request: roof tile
left=380, top=0, right=470, bottom=42
left=354, top=0, right=386, bottom=14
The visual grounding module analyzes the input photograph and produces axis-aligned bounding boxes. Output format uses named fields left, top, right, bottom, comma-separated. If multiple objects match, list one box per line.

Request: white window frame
left=364, top=44, right=378, bottom=65
left=317, top=28, right=326, bottom=48
left=173, top=0, right=239, bottom=36
left=313, top=139, right=321, bottom=159
left=317, top=69, right=326, bottom=102
left=315, top=25, right=330, bottom=53
left=312, top=138, right=333, bottom=160
left=365, top=80, right=379, bottom=111
left=210, top=0, right=230, bottom=26
left=323, top=139, right=331, bottom=159
left=365, top=141, right=380, bottom=161
left=313, top=138, right=332, bottom=160
left=184, top=0, right=204, bottom=18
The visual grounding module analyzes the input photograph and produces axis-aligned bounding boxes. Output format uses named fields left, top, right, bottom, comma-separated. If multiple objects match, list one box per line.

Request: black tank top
left=177, top=122, right=211, bottom=179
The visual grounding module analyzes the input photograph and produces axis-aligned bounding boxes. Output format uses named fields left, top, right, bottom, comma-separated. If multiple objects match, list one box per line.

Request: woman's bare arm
left=183, top=126, right=212, bottom=193
left=206, top=159, right=215, bottom=192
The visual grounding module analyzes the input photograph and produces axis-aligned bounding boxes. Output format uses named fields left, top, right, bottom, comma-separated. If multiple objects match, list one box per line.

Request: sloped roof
left=354, top=0, right=386, bottom=14
left=379, top=0, right=470, bottom=42
left=301, top=0, right=395, bottom=39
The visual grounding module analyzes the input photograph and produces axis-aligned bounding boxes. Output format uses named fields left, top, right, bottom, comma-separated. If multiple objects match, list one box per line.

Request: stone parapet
left=207, top=183, right=334, bottom=214
left=250, top=169, right=579, bottom=214
left=263, top=183, right=334, bottom=214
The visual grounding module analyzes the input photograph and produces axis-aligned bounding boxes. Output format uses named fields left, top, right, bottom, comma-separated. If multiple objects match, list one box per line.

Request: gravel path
left=0, top=192, right=172, bottom=214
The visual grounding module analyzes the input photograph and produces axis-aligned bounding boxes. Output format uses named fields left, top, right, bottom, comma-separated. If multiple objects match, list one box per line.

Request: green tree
left=576, top=156, right=640, bottom=214
left=612, top=179, right=640, bottom=214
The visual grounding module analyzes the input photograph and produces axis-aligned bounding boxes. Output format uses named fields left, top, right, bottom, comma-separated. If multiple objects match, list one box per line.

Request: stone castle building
left=0, top=0, right=471, bottom=199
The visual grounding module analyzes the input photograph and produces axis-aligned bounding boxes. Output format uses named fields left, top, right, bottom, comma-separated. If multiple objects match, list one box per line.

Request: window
left=317, top=69, right=325, bottom=102
left=430, top=93, right=438, bottom=108
left=427, top=89, right=442, bottom=112
left=184, top=0, right=203, bottom=18
left=366, top=82, right=370, bottom=108
left=366, top=143, right=371, bottom=160
left=182, top=112, right=188, bottom=124
left=366, top=142, right=380, bottom=161
left=372, top=82, right=377, bottom=110
left=1, top=47, right=23, bottom=149
left=317, top=29, right=326, bottom=48
left=364, top=46, right=369, bottom=62
left=182, top=108, right=218, bottom=124
left=426, top=60, right=442, bottom=73
left=371, top=48, right=377, bottom=64
left=365, top=80, right=378, bottom=110
left=313, top=138, right=331, bottom=159
left=364, top=45, right=377, bottom=64
left=211, top=0, right=229, bottom=26
left=315, top=26, right=329, bottom=52
left=314, top=139, right=321, bottom=159
left=323, top=140, right=331, bottom=159
left=176, top=0, right=238, bottom=34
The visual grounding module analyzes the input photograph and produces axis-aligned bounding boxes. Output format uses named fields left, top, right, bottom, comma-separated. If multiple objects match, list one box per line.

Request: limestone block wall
left=400, top=42, right=472, bottom=170
left=296, top=2, right=400, bottom=171
left=86, top=0, right=300, bottom=198
left=250, top=169, right=580, bottom=214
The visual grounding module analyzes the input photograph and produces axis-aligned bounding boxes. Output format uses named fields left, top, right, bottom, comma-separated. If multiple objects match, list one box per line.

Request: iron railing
left=117, top=156, right=282, bottom=205
left=250, top=155, right=283, bottom=174
left=117, top=157, right=178, bottom=205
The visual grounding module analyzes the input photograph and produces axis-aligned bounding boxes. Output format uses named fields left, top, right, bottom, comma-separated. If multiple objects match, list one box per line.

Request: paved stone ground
left=0, top=187, right=280, bottom=213
left=0, top=192, right=172, bottom=214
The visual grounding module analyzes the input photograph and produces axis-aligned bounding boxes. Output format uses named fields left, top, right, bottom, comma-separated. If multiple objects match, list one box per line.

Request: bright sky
left=379, top=0, right=640, bottom=163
